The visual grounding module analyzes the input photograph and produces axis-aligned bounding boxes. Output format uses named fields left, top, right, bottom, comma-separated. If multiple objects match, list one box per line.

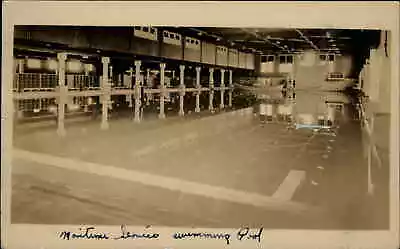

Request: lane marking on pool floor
left=272, top=170, right=306, bottom=201
left=13, top=149, right=313, bottom=213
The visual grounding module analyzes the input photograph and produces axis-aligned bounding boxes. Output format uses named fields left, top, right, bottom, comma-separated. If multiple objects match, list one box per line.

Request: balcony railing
left=13, top=73, right=99, bottom=92
left=13, top=73, right=58, bottom=92
left=326, top=72, right=345, bottom=81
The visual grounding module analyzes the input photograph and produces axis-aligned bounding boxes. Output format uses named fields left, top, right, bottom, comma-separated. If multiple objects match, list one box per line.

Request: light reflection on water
left=249, top=85, right=388, bottom=203
left=251, top=77, right=393, bottom=227
left=253, top=88, right=355, bottom=129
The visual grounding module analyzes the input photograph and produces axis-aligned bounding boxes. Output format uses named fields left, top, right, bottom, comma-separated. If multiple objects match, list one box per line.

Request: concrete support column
left=84, top=64, right=90, bottom=76
left=195, top=66, right=201, bottom=113
left=83, top=100, right=89, bottom=113
left=15, top=59, right=25, bottom=118
left=220, top=69, right=225, bottom=109
left=228, top=70, right=233, bottom=107
left=326, top=104, right=336, bottom=126
left=286, top=100, right=294, bottom=122
left=13, top=59, right=20, bottom=119
left=146, top=68, right=151, bottom=87
left=118, top=74, right=122, bottom=86
left=134, top=60, right=142, bottom=123
left=266, top=104, right=273, bottom=120
left=18, top=59, right=24, bottom=74
left=127, top=67, right=134, bottom=107
left=66, top=61, right=74, bottom=89
left=209, top=68, right=214, bottom=112
left=109, top=66, right=114, bottom=87
left=286, top=74, right=294, bottom=89
left=179, top=65, right=185, bottom=116
left=83, top=65, right=90, bottom=112
left=13, top=59, right=17, bottom=75
left=159, top=63, right=166, bottom=119
left=57, top=53, right=67, bottom=136
left=101, top=57, right=110, bottom=130
left=146, top=68, right=151, bottom=105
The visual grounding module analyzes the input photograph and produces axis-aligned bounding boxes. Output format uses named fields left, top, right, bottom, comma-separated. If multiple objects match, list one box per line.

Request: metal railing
left=13, top=73, right=58, bottom=92
left=16, top=98, right=57, bottom=114
left=66, top=74, right=98, bottom=90
left=12, top=72, right=236, bottom=124
left=326, top=72, right=345, bottom=81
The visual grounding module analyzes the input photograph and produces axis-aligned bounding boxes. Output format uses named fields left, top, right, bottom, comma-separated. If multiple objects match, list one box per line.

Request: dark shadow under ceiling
left=15, top=25, right=382, bottom=56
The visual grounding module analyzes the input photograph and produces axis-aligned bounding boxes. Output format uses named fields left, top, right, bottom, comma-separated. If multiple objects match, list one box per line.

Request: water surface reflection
left=254, top=88, right=354, bottom=129
left=250, top=86, right=389, bottom=229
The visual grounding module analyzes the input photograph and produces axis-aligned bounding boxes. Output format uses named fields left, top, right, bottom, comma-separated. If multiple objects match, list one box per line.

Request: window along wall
left=260, top=55, right=275, bottom=73
left=319, top=53, right=336, bottom=73
left=260, top=54, right=295, bottom=74
left=163, top=30, right=182, bottom=46
left=278, top=54, right=294, bottom=74
left=134, top=26, right=158, bottom=41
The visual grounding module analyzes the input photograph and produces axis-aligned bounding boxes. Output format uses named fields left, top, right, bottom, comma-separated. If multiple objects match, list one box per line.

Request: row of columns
left=53, top=53, right=235, bottom=136
left=156, top=64, right=234, bottom=120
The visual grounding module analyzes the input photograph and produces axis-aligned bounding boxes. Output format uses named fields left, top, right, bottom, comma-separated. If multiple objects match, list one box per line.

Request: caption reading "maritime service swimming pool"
left=59, top=225, right=264, bottom=245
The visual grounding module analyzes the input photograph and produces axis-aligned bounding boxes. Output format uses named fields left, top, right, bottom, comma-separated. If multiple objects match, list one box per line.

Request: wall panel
left=130, top=36, right=159, bottom=57
left=216, top=46, right=228, bottom=67
left=14, top=28, right=30, bottom=40
left=184, top=37, right=201, bottom=63
left=238, top=52, right=247, bottom=68
left=261, top=63, right=275, bottom=73
left=228, top=49, right=239, bottom=68
left=201, top=42, right=216, bottom=65
left=161, top=43, right=183, bottom=61
left=246, top=53, right=255, bottom=70
left=184, top=48, right=201, bottom=62
left=30, top=28, right=75, bottom=45
left=279, top=64, right=293, bottom=73
left=335, top=55, right=352, bottom=76
left=88, top=28, right=130, bottom=52
left=15, top=27, right=90, bottom=49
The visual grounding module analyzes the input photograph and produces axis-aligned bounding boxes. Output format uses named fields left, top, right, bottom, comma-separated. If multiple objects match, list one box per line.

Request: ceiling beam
left=188, top=27, right=222, bottom=40
left=295, top=29, right=320, bottom=52
left=240, top=28, right=291, bottom=53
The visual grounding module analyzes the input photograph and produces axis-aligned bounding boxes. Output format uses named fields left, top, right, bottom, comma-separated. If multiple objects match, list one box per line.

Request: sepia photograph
left=10, top=25, right=391, bottom=228
left=2, top=2, right=399, bottom=249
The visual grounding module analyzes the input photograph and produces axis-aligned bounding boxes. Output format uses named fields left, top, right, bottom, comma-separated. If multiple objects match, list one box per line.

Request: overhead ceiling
left=14, top=25, right=382, bottom=57
left=175, top=27, right=381, bottom=55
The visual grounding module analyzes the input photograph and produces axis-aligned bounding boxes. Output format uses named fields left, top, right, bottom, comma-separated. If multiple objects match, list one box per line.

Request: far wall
left=258, top=51, right=353, bottom=88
